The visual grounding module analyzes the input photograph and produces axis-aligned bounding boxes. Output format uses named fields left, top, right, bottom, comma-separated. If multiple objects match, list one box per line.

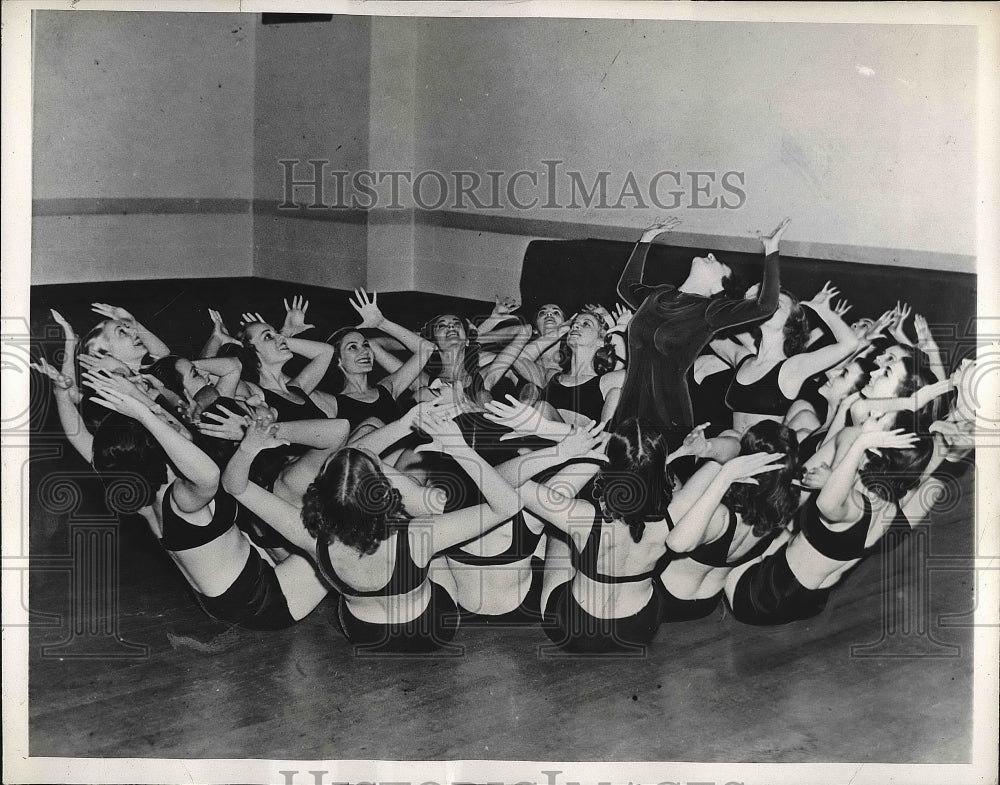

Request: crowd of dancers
left=32, top=218, right=977, bottom=653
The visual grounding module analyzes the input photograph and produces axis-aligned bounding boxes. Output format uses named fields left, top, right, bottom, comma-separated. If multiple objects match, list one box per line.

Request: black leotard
left=656, top=582, right=721, bottom=623
left=573, top=509, right=674, bottom=583
left=261, top=384, right=327, bottom=422
left=687, top=359, right=734, bottom=433
left=446, top=512, right=543, bottom=567
left=159, top=485, right=295, bottom=629
left=315, top=529, right=459, bottom=653
left=802, top=493, right=903, bottom=562
left=615, top=243, right=780, bottom=440
left=315, top=528, right=427, bottom=598
left=160, top=484, right=240, bottom=552
left=541, top=374, right=606, bottom=423
left=727, top=543, right=832, bottom=626
left=686, top=506, right=774, bottom=568
left=725, top=357, right=795, bottom=418
left=334, top=385, right=402, bottom=430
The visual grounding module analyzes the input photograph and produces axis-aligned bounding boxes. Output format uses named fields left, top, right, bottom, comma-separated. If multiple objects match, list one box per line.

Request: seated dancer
left=78, top=302, right=171, bottom=374
left=221, top=402, right=523, bottom=653
left=726, top=416, right=928, bottom=626
left=535, top=308, right=626, bottom=427
left=713, top=281, right=858, bottom=434
left=613, top=217, right=790, bottom=447
left=33, top=312, right=327, bottom=629
left=513, top=417, right=782, bottom=654
left=236, top=296, right=339, bottom=420
left=326, top=288, right=436, bottom=434
left=658, top=423, right=799, bottom=622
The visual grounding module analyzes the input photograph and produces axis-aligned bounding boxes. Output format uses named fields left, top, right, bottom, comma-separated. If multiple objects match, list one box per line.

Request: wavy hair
left=301, top=447, right=411, bottom=556
left=752, top=289, right=810, bottom=357
left=593, top=417, right=673, bottom=543
left=859, top=411, right=934, bottom=503
left=722, top=422, right=800, bottom=537
left=91, top=413, right=168, bottom=512
left=420, top=314, right=488, bottom=405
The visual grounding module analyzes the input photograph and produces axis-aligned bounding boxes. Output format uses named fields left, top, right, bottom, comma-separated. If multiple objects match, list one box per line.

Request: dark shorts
left=452, top=557, right=545, bottom=627
left=336, top=583, right=459, bottom=654
left=542, top=580, right=661, bottom=655
left=195, top=547, right=296, bottom=631
left=657, top=581, right=721, bottom=623
left=727, top=545, right=831, bottom=626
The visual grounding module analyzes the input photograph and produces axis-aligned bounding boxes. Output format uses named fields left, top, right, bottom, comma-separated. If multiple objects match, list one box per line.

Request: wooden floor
left=25, top=278, right=978, bottom=763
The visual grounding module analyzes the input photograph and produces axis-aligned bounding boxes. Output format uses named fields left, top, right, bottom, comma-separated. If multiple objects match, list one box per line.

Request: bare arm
left=285, top=337, right=335, bottom=394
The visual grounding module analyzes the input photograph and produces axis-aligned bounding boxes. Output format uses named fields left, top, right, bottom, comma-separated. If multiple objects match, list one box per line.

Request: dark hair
left=859, top=411, right=933, bottom=503
left=79, top=319, right=112, bottom=357
left=594, top=418, right=673, bottom=543
left=719, top=271, right=747, bottom=300
left=301, top=447, right=411, bottom=555
left=326, top=326, right=365, bottom=394
left=146, top=355, right=186, bottom=399
left=555, top=309, right=617, bottom=376
left=751, top=289, right=810, bottom=357
left=420, top=315, right=487, bottom=405
left=722, top=423, right=800, bottom=537
left=91, top=413, right=167, bottom=513
left=192, top=395, right=248, bottom=468
left=235, top=323, right=269, bottom=385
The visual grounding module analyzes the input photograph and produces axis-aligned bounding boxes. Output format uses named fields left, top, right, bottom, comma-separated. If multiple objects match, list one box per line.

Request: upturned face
left=94, top=320, right=146, bottom=364
left=174, top=358, right=212, bottom=399
left=820, top=361, right=865, bottom=401
left=535, top=304, right=565, bottom=335
left=874, top=344, right=909, bottom=368
left=336, top=331, right=374, bottom=375
left=566, top=312, right=603, bottom=348
left=430, top=315, right=467, bottom=349
left=245, top=322, right=293, bottom=366
left=692, top=252, right=733, bottom=288
left=862, top=359, right=908, bottom=399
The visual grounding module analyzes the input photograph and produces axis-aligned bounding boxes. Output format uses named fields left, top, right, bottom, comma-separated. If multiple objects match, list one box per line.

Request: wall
left=32, top=11, right=256, bottom=284
left=408, top=19, right=977, bottom=298
left=251, top=14, right=371, bottom=291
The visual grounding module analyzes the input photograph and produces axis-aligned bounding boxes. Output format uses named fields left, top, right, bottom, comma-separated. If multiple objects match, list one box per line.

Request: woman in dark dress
left=614, top=217, right=790, bottom=447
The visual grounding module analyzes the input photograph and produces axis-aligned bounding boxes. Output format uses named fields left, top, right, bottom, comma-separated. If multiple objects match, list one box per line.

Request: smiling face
left=566, top=311, right=604, bottom=348
left=93, top=320, right=146, bottom=364
left=245, top=322, right=293, bottom=366
left=535, top=304, right=565, bottom=335
left=336, top=330, right=374, bottom=375
left=862, top=359, right=908, bottom=398
left=430, top=315, right=467, bottom=349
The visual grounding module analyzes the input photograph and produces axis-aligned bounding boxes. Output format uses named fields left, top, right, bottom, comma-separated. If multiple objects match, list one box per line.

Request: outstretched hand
left=807, top=281, right=840, bottom=310
left=665, top=422, right=711, bottom=464
left=492, top=295, right=521, bottom=317
left=30, top=357, right=82, bottom=403
left=722, top=451, right=786, bottom=486
left=640, top=216, right=682, bottom=243
left=349, top=288, right=385, bottom=330
left=50, top=309, right=77, bottom=342
left=238, top=417, right=290, bottom=454
left=484, top=394, right=548, bottom=439
left=198, top=405, right=252, bottom=442
left=209, top=309, right=240, bottom=345
left=90, top=303, right=134, bottom=323
left=414, top=410, right=467, bottom=454
left=280, top=295, right=315, bottom=337
left=760, top=217, right=791, bottom=255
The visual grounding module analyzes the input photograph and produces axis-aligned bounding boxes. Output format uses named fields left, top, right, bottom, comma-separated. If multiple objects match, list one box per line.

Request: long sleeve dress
left=614, top=242, right=780, bottom=443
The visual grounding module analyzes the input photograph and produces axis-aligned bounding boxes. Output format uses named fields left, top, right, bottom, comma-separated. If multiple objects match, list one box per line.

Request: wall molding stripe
left=33, top=197, right=977, bottom=274
left=33, top=198, right=252, bottom=216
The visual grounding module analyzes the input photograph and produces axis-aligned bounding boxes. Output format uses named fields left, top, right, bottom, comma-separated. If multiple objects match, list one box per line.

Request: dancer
left=222, top=403, right=523, bottom=653
left=614, top=218, right=790, bottom=446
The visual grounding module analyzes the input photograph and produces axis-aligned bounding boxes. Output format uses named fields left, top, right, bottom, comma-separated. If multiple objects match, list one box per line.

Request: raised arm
left=816, top=423, right=918, bottom=523
left=481, top=322, right=533, bottom=391
left=33, top=310, right=93, bottom=462
left=784, top=282, right=860, bottom=390
left=704, top=218, right=789, bottom=332
left=222, top=421, right=316, bottom=553
left=85, top=373, right=220, bottom=512
left=411, top=414, right=523, bottom=554
left=91, top=303, right=170, bottom=359
left=493, top=423, right=608, bottom=487
left=286, top=336, right=335, bottom=394
left=192, top=357, right=243, bottom=398
left=666, top=454, right=784, bottom=553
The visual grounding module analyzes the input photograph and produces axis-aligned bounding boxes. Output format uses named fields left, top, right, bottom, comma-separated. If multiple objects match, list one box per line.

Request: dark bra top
left=334, top=385, right=402, bottom=430
left=315, top=528, right=428, bottom=598
left=687, top=505, right=774, bottom=568
left=802, top=493, right=891, bottom=562
left=725, top=357, right=795, bottom=416
left=159, top=483, right=239, bottom=552
left=446, top=511, right=543, bottom=567
left=572, top=509, right=674, bottom=584
left=261, top=384, right=327, bottom=423
left=541, top=374, right=605, bottom=423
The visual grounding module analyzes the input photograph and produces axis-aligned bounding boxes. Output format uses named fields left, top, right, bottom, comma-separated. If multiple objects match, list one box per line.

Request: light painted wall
left=408, top=19, right=977, bottom=294
left=32, top=11, right=256, bottom=284
left=251, top=14, right=371, bottom=290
